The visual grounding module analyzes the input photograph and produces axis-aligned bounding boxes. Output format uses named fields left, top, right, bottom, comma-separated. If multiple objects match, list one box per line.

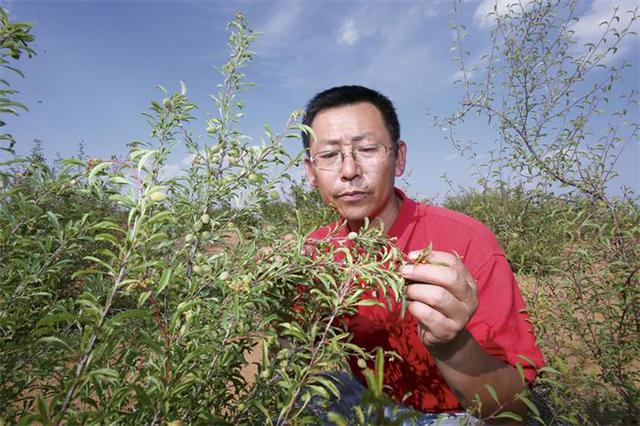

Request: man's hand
left=400, top=250, right=478, bottom=348
left=400, top=249, right=528, bottom=418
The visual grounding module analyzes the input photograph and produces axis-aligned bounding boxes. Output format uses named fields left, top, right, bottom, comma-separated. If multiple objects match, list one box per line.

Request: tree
left=441, top=1, right=639, bottom=423
left=0, top=12, right=405, bottom=425
left=0, top=7, right=34, bottom=154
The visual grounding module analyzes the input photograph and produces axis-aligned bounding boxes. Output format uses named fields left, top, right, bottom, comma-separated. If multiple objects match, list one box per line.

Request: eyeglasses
left=309, top=143, right=393, bottom=171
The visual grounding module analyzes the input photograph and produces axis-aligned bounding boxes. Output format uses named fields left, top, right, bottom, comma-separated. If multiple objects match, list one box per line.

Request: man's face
left=304, top=102, right=407, bottom=229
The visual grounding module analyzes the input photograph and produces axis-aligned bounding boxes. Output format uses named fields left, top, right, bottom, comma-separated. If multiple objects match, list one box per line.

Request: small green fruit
left=269, top=190, right=280, bottom=201
left=260, top=368, right=272, bottom=380
left=201, top=213, right=210, bottom=224
left=248, top=173, right=260, bottom=183
left=149, top=191, right=166, bottom=202
left=185, top=233, right=194, bottom=242
left=347, top=231, right=358, bottom=240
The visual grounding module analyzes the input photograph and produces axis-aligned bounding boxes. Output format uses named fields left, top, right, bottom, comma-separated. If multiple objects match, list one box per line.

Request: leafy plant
left=441, top=0, right=640, bottom=423
left=0, top=7, right=35, bottom=154
left=0, top=12, right=408, bottom=425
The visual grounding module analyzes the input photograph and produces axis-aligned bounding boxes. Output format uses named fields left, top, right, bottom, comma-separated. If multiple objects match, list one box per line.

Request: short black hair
left=301, top=85, right=400, bottom=151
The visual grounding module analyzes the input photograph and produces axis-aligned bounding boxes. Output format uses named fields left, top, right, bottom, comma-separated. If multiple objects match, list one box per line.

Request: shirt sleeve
left=466, top=254, right=545, bottom=383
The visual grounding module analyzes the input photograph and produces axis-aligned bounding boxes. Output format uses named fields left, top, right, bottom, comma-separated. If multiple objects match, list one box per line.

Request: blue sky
left=3, top=0, right=638, bottom=201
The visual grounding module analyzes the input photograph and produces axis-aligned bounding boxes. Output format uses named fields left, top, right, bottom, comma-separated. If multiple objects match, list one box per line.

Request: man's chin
left=335, top=205, right=373, bottom=225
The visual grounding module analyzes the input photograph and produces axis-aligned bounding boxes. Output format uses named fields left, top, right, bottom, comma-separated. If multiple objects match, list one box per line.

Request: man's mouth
left=337, top=191, right=368, bottom=202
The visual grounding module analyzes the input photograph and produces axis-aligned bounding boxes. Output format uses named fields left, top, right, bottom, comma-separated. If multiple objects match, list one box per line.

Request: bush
left=444, top=185, right=639, bottom=424
left=441, top=1, right=639, bottom=422
left=0, top=13, right=406, bottom=425
left=444, top=186, right=570, bottom=275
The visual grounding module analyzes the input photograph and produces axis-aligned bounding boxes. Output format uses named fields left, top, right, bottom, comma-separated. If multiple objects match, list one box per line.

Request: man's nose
left=340, top=151, right=361, bottom=181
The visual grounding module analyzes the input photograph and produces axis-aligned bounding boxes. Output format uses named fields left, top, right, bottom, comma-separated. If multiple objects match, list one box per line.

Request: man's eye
left=317, top=151, right=340, bottom=160
left=357, top=145, right=381, bottom=155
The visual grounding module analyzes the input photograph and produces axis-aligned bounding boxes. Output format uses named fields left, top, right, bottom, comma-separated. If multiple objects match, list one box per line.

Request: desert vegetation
left=1, top=2, right=638, bottom=425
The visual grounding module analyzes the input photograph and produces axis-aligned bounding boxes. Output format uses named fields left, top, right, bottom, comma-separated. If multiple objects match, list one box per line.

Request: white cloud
left=254, top=2, right=303, bottom=57
left=160, top=153, right=198, bottom=179
left=474, top=0, right=639, bottom=58
left=338, top=18, right=360, bottom=45
left=354, top=3, right=441, bottom=96
left=571, top=0, right=639, bottom=61
left=251, top=2, right=446, bottom=99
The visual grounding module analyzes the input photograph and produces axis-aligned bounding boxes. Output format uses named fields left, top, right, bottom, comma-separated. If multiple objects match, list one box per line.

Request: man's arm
left=401, top=250, right=528, bottom=419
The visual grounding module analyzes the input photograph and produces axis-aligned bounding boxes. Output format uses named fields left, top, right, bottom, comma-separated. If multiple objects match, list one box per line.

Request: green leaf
left=37, top=336, right=73, bottom=352
left=86, top=367, right=120, bottom=382
left=493, top=411, right=523, bottom=422
left=87, top=161, right=112, bottom=184
left=147, top=210, right=175, bottom=225
left=109, top=175, right=131, bottom=186
left=484, top=384, right=500, bottom=405
left=137, top=149, right=157, bottom=175
left=83, top=255, right=116, bottom=275
left=94, top=233, right=119, bottom=246
left=36, top=312, right=76, bottom=328
left=59, top=158, right=86, bottom=168
left=356, top=299, right=384, bottom=308
left=519, top=393, right=540, bottom=418
left=327, top=412, right=348, bottom=426
left=157, top=268, right=172, bottom=295
left=109, top=193, right=137, bottom=208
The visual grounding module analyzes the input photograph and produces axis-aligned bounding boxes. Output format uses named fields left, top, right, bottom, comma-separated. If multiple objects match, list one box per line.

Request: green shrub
left=445, top=186, right=640, bottom=423
left=444, top=186, right=570, bottom=275
left=441, top=0, right=639, bottom=422
left=0, top=13, right=407, bottom=425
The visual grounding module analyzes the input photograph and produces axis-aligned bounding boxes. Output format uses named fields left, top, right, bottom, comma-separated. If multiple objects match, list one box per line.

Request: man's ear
left=394, top=140, right=407, bottom=177
left=304, top=157, right=318, bottom=187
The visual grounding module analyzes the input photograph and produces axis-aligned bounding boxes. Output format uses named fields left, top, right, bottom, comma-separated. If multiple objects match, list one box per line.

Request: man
left=301, top=85, right=544, bottom=421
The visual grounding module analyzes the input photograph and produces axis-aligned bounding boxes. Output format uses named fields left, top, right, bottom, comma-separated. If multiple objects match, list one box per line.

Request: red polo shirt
left=306, top=189, right=544, bottom=412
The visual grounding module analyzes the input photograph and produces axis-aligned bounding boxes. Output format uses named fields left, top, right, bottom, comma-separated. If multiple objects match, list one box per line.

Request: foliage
left=0, top=12, right=408, bottom=425
left=3, top=3, right=639, bottom=424
left=444, top=185, right=570, bottom=275
left=442, top=0, right=640, bottom=423
left=0, top=7, right=35, bottom=153
left=259, top=181, right=339, bottom=237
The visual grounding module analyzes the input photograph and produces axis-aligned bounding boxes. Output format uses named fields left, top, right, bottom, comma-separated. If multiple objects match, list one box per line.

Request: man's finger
left=405, top=283, right=459, bottom=318
left=400, top=262, right=460, bottom=287
left=400, top=262, right=475, bottom=303
left=407, top=301, right=458, bottom=345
